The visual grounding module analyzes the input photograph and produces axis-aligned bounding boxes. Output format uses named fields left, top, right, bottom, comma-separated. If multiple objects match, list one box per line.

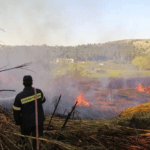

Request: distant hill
left=1, top=39, right=150, bottom=63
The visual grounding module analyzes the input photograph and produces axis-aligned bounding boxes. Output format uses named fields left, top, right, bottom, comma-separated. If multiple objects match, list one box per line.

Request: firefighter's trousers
left=20, top=123, right=43, bottom=150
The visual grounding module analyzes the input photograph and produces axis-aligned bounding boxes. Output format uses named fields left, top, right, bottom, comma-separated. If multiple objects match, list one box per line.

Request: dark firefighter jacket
left=13, top=87, right=46, bottom=128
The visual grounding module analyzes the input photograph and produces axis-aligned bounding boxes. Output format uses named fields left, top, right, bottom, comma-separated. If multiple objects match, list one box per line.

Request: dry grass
left=119, top=100, right=150, bottom=118
left=1, top=104, right=150, bottom=149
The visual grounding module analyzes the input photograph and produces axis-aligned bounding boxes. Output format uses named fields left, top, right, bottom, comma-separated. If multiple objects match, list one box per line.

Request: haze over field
left=1, top=1, right=150, bottom=119
left=1, top=2, right=150, bottom=149
left=0, top=41, right=150, bottom=119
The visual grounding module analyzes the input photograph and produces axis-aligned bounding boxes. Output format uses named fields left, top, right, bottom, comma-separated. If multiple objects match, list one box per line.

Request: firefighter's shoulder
left=15, top=91, right=24, bottom=100
left=36, top=88, right=44, bottom=94
left=36, top=88, right=41, bottom=92
left=36, top=88, right=46, bottom=103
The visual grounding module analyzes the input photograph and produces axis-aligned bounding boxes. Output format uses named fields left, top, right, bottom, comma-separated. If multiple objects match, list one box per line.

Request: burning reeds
left=2, top=92, right=150, bottom=150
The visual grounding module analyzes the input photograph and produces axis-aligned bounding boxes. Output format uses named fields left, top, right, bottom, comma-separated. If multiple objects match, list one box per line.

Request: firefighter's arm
left=41, top=91, right=46, bottom=104
left=13, top=95, right=22, bottom=125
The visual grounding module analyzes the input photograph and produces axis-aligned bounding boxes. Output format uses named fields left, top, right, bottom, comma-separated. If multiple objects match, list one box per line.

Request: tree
left=132, top=55, right=150, bottom=70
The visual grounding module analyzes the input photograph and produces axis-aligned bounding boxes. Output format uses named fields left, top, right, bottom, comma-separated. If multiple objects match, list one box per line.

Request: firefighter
left=13, top=75, right=46, bottom=150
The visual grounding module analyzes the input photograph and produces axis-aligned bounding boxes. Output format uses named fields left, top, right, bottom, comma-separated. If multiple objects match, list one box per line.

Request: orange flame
left=144, top=86, right=150, bottom=94
left=135, top=83, right=144, bottom=92
left=135, top=83, right=150, bottom=94
left=76, top=92, right=89, bottom=107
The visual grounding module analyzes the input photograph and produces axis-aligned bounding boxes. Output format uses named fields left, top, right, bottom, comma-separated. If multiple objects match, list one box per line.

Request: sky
left=0, top=0, right=150, bottom=46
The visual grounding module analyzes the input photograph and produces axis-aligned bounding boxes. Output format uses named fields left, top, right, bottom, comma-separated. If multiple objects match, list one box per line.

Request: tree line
left=1, top=39, right=150, bottom=69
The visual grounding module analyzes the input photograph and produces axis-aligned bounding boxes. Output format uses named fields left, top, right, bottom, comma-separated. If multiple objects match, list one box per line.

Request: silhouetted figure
left=13, top=75, right=46, bottom=150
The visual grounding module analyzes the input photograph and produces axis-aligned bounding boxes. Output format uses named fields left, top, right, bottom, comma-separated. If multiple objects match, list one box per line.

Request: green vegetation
left=132, top=55, right=150, bottom=70
left=133, top=40, right=150, bottom=55
left=107, top=70, right=123, bottom=78
left=53, top=61, right=87, bottom=78
left=53, top=60, right=150, bottom=78
left=2, top=39, right=150, bottom=78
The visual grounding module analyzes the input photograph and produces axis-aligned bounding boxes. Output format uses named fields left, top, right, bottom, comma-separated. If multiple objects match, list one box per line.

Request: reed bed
left=1, top=105, right=150, bottom=150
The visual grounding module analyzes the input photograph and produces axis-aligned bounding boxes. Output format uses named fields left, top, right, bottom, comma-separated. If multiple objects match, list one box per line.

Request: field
left=53, top=60, right=150, bottom=78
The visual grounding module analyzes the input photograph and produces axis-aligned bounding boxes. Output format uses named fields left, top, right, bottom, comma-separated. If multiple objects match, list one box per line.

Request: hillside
left=1, top=39, right=150, bottom=63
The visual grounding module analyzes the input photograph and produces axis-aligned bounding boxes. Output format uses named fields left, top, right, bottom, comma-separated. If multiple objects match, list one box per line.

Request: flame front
left=76, top=92, right=89, bottom=107
left=135, top=83, right=144, bottom=92
left=135, top=83, right=150, bottom=94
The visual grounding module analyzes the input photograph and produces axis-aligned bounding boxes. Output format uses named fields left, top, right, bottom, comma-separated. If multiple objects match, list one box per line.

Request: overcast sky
left=0, top=0, right=150, bottom=46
